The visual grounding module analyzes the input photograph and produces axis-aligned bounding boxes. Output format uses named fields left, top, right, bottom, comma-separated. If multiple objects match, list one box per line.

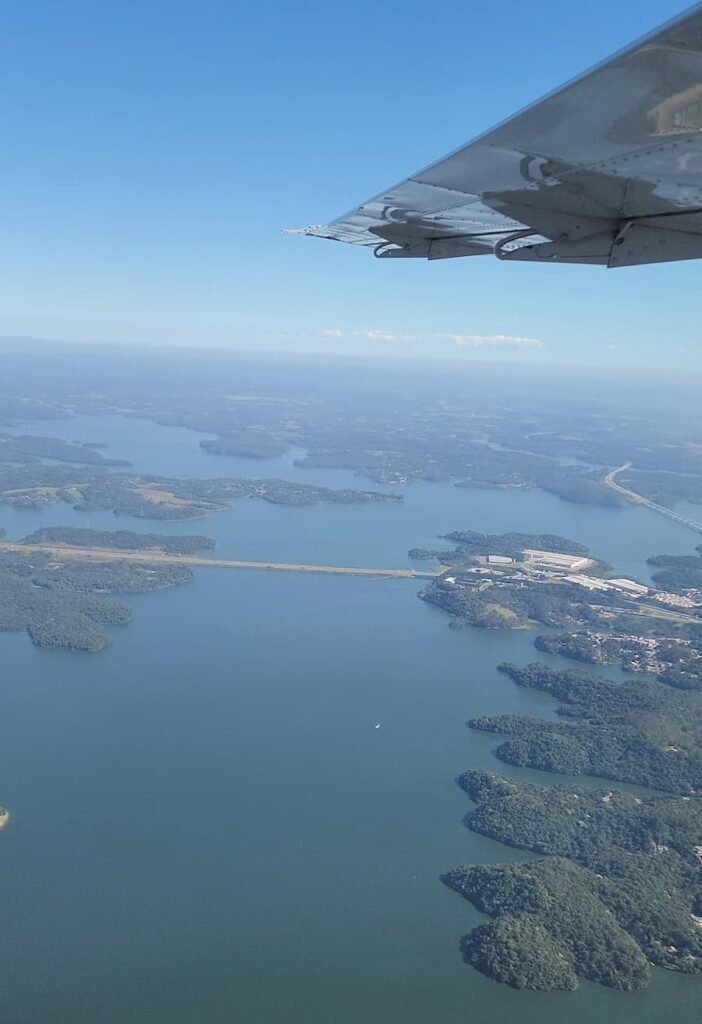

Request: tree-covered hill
left=443, top=772, right=702, bottom=989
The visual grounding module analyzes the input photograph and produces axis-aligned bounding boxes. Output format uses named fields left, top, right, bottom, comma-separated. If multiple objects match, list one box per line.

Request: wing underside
left=296, top=3, right=702, bottom=267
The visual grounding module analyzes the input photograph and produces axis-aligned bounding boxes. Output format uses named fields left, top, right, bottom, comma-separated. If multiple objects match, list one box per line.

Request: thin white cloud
left=321, top=329, right=543, bottom=350
left=443, top=333, right=542, bottom=350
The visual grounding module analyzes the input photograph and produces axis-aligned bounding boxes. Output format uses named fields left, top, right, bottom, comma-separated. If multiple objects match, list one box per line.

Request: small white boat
left=374, top=723, right=381, bottom=729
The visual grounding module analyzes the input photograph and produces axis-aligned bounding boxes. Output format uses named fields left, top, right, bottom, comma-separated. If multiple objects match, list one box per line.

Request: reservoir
left=0, top=414, right=699, bottom=1023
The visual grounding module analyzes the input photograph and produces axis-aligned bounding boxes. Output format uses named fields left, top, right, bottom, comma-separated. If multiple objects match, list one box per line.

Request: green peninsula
left=469, top=663, right=702, bottom=792
left=0, top=464, right=401, bottom=519
left=0, top=541, right=193, bottom=652
left=443, top=770, right=702, bottom=990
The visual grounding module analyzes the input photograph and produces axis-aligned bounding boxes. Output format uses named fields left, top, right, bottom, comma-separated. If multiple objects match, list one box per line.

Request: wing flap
left=299, top=3, right=702, bottom=268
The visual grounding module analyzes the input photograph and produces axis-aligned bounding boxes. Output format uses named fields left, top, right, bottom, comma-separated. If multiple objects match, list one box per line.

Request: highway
left=0, top=541, right=437, bottom=580
left=604, top=463, right=702, bottom=535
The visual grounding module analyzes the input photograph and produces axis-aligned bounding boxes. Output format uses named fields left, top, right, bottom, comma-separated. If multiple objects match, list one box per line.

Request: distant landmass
left=0, top=462, right=401, bottom=520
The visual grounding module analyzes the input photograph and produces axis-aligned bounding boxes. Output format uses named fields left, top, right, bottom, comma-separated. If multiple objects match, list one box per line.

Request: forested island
left=22, top=527, right=215, bottom=555
left=0, top=542, right=193, bottom=651
left=0, top=462, right=401, bottom=520
left=0, top=432, right=130, bottom=467
left=200, top=435, right=289, bottom=459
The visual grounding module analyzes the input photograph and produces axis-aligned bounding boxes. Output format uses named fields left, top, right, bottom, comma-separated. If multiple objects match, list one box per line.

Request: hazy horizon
left=3, top=332, right=702, bottom=380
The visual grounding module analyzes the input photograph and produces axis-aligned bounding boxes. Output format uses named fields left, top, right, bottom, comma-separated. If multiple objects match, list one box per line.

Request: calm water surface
left=3, top=413, right=699, bottom=580
left=0, top=413, right=699, bottom=1023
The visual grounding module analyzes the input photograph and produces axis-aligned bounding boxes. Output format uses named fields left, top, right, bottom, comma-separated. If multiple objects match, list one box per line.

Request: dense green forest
left=444, top=771, right=702, bottom=989
left=472, top=713, right=701, bottom=792
left=622, top=471, right=702, bottom=508
left=0, top=432, right=129, bottom=466
left=444, top=858, right=651, bottom=991
left=440, top=530, right=589, bottom=558
left=497, top=662, right=702, bottom=744
left=0, top=549, right=192, bottom=651
left=647, top=550, right=702, bottom=594
left=458, top=915, right=581, bottom=991
left=467, top=663, right=702, bottom=792
left=410, top=530, right=589, bottom=564
left=23, top=527, right=215, bottom=555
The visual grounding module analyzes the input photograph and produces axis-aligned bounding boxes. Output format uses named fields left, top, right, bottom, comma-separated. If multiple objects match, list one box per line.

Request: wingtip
left=282, top=226, right=323, bottom=237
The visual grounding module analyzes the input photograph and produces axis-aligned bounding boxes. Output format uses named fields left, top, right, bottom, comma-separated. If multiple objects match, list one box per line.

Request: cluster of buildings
left=563, top=574, right=650, bottom=598
left=472, top=546, right=701, bottom=610
left=651, top=591, right=698, bottom=609
left=485, top=549, right=593, bottom=572
left=561, top=572, right=699, bottom=608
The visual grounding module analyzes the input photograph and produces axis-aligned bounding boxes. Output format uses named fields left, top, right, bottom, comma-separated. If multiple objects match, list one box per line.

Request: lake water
left=3, top=413, right=700, bottom=581
left=0, top=413, right=700, bottom=1023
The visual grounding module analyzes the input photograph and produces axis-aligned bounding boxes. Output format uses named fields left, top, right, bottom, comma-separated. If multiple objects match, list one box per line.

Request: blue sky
left=0, top=0, right=699, bottom=367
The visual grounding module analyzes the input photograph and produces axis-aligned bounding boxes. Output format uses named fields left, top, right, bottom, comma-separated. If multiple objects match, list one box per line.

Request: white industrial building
left=564, top=574, right=652, bottom=597
left=609, top=578, right=649, bottom=596
left=564, top=574, right=612, bottom=591
left=523, top=549, right=592, bottom=572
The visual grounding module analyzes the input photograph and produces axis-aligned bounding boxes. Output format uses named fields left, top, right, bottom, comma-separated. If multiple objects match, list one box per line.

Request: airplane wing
left=293, top=3, right=702, bottom=267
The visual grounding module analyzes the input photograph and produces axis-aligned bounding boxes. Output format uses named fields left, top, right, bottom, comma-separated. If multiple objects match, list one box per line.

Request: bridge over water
left=0, top=541, right=438, bottom=580
left=604, top=463, right=702, bottom=535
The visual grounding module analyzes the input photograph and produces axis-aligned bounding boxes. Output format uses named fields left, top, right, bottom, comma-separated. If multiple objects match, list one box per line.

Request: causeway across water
left=0, top=542, right=438, bottom=580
